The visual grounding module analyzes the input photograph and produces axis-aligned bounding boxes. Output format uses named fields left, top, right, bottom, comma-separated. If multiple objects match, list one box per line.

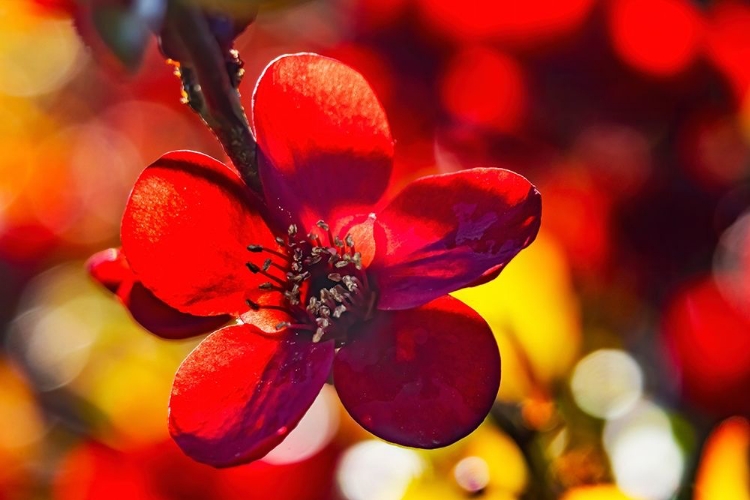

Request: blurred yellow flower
left=452, top=230, right=581, bottom=402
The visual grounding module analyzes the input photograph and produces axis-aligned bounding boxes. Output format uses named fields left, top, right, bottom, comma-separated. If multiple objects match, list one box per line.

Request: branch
left=161, top=3, right=262, bottom=194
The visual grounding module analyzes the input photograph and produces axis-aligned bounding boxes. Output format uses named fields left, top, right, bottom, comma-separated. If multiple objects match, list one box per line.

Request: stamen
left=333, top=305, right=347, bottom=318
left=275, top=236, right=286, bottom=246
left=245, top=299, right=260, bottom=310
left=262, top=259, right=272, bottom=272
left=246, top=244, right=288, bottom=260
left=335, top=260, right=349, bottom=269
left=334, top=236, right=344, bottom=247
left=328, top=273, right=342, bottom=282
left=345, top=234, right=354, bottom=248
left=275, top=322, right=290, bottom=330
left=316, top=220, right=329, bottom=231
left=246, top=262, right=260, bottom=273
left=288, top=224, right=298, bottom=236
left=259, top=282, right=275, bottom=290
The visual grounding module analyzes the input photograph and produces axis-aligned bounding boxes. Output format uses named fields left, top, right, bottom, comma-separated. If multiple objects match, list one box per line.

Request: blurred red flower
left=91, top=53, right=541, bottom=467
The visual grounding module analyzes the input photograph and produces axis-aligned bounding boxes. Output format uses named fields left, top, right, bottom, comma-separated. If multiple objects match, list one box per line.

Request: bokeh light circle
left=570, top=349, right=643, bottom=419
left=336, top=440, right=425, bottom=500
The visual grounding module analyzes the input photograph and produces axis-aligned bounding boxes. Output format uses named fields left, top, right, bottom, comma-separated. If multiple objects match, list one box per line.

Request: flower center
left=244, top=221, right=377, bottom=344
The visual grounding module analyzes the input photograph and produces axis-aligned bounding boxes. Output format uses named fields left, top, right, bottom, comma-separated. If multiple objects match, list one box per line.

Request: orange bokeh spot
left=608, top=0, right=703, bottom=77
left=695, top=417, right=750, bottom=500
left=440, top=46, right=526, bottom=132
left=417, top=0, right=595, bottom=48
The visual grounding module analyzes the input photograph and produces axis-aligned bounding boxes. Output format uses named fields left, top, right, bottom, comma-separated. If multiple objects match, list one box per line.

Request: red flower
left=93, top=53, right=541, bottom=467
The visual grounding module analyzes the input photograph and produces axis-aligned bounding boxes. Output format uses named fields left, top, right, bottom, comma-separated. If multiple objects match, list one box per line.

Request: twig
left=161, top=3, right=262, bottom=194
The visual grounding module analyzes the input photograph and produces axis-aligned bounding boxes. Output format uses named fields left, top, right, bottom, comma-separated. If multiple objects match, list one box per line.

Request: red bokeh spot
left=608, top=0, right=703, bottom=77
left=662, top=277, right=750, bottom=416
left=417, top=0, right=595, bottom=48
left=678, top=112, right=750, bottom=190
left=30, top=0, right=76, bottom=16
left=53, top=439, right=338, bottom=500
left=705, top=1, right=750, bottom=102
left=537, top=168, right=612, bottom=276
left=440, top=46, right=526, bottom=132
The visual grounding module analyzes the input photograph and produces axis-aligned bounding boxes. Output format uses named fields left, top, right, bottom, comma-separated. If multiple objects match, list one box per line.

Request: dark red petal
left=334, top=296, right=500, bottom=448
left=252, top=53, right=394, bottom=228
left=86, top=248, right=231, bottom=339
left=121, top=151, right=277, bottom=317
left=371, top=168, right=542, bottom=310
left=169, top=324, right=335, bottom=467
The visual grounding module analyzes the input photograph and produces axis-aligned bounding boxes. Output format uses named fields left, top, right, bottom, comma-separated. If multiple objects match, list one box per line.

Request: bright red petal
left=371, top=168, right=542, bottom=310
left=252, top=53, right=394, bottom=228
left=87, top=248, right=230, bottom=339
left=121, top=151, right=277, bottom=317
left=169, top=324, right=335, bottom=467
left=86, top=247, right=131, bottom=294
left=334, top=296, right=500, bottom=448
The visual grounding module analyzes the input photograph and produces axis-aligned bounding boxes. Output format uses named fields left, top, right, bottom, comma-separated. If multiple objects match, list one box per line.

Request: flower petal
left=252, top=53, right=394, bottom=228
left=333, top=296, right=500, bottom=448
left=169, top=324, right=335, bottom=467
left=86, top=248, right=230, bottom=339
left=121, top=151, right=277, bottom=317
left=371, top=168, right=542, bottom=310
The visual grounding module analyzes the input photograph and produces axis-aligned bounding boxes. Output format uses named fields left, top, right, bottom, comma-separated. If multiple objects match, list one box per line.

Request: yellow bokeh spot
left=561, top=485, right=642, bottom=500
left=15, top=264, right=197, bottom=449
left=0, top=0, right=83, bottom=97
left=452, top=231, right=581, bottom=401
left=694, top=417, right=750, bottom=500
left=404, top=424, right=528, bottom=499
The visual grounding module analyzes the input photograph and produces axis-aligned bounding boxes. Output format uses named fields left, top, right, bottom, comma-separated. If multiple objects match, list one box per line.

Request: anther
left=335, top=260, right=349, bottom=268
left=262, top=259, right=272, bottom=272
left=259, top=282, right=274, bottom=290
left=246, top=262, right=260, bottom=273
left=316, top=220, right=329, bottom=231
left=352, top=252, right=363, bottom=269
left=247, top=244, right=263, bottom=252
left=275, top=321, right=290, bottom=330
left=319, top=305, right=331, bottom=318
left=333, top=305, right=347, bottom=318
left=334, top=236, right=344, bottom=247
left=328, top=273, right=342, bottom=282
left=245, top=299, right=260, bottom=310
left=275, top=236, right=286, bottom=246
left=313, top=328, right=325, bottom=343
left=288, top=224, right=298, bottom=236
left=345, top=234, right=354, bottom=248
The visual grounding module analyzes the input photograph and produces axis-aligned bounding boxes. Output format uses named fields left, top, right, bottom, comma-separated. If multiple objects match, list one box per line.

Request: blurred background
left=1, top=0, right=749, bottom=498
